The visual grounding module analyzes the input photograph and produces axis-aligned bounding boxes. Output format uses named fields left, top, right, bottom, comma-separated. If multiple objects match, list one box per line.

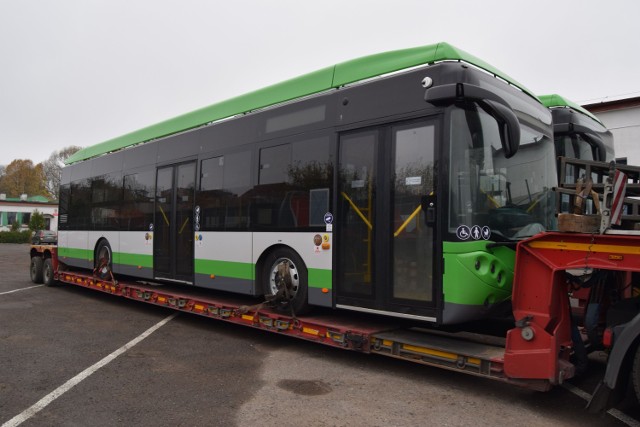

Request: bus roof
left=66, top=42, right=539, bottom=164
left=538, top=94, right=604, bottom=126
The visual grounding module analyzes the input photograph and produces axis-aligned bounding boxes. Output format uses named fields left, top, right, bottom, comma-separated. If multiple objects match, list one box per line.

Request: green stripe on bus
left=308, top=268, right=332, bottom=289
left=58, top=248, right=331, bottom=287
left=58, top=247, right=92, bottom=260
left=58, top=247, right=153, bottom=268
left=195, top=259, right=254, bottom=281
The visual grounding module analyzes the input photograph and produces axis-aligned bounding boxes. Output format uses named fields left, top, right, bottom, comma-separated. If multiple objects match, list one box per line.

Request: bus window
left=69, top=179, right=91, bottom=231
left=199, top=151, right=251, bottom=230
left=58, top=184, right=70, bottom=229
left=291, top=135, right=333, bottom=228
left=122, top=170, right=155, bottom=231
left=91, top=173, right=122, bottom=230
left=449, top=105, right=554, bottom=240
left=254, top=136, right=332, bottom=229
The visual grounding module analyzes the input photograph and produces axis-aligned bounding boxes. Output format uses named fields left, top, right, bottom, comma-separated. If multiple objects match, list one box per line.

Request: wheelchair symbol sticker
left=456, top=225, right=471, bottom=240
left=457, top=225, right=491, bottom=240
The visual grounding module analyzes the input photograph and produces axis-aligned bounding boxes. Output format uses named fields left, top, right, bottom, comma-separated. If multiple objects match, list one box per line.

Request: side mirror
left=425, top=83, right=521, bottom=158
left=554, top=123, right=607, bottom=161
left=570, top=124, right=607, bottom=161
left=479, top=99, right=521, bottom=159
left=421, top=193, right=436, bottom=227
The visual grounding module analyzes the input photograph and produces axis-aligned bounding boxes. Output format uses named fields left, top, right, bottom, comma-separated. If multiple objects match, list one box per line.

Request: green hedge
left=0, top=230, right=32, bottom=243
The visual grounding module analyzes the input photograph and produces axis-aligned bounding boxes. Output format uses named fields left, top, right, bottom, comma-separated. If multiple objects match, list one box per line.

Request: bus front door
left=154, top=162, right=196, bottom=283
left=336, top=119, right=438, bottom=321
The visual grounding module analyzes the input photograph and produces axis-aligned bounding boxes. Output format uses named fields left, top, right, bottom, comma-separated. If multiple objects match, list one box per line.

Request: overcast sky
left=1, top=0, right=639, bottom=167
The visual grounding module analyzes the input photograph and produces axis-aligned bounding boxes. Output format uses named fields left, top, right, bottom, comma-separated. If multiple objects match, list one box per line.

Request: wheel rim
left=97, top=245, right=112, bottom=275
left=268, top=257, right=300, bottom=299
left=30, top=260, right=37, bottom=279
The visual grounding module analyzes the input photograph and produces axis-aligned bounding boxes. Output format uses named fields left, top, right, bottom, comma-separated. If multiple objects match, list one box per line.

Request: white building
left=0, top=194, right=58, bottom=232
left=583, top=96, right=640, bottom=165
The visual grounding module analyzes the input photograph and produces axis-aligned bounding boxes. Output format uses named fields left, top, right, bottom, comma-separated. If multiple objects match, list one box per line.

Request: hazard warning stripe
left=527, top=240, right=640, bottom=255
left=611, top=170, right=627, bottom=226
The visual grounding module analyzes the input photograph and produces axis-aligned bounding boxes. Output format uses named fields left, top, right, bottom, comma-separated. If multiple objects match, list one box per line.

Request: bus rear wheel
left=95, top=240, right=113, bottom=280
left=30, top=256, right=43, bottom=284
left=262, top=248, right=309, bottom=315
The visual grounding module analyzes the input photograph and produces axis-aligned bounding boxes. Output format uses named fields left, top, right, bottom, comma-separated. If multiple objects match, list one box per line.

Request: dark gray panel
left=308, top=286, right=332, bottom=307
left=336, top=66, right=437, bottom=127
left=60, top=166, right=72, bottom=185
left=114, top=264, right=153, bottom=279
left=157, top=128, right=201, bottom=164
left=122, top=142, right=159, bottom=169
left=69, top=159, right=94, bottom=181
left=197, top=114, right=260, bottom=157
left=91, top=151, right=124, bottom=176
left=60, top=256, right=92, bottom=271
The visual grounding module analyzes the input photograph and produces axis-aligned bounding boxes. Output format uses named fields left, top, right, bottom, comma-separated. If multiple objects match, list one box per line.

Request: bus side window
left=123, top=170, right=155, bottom=231
left=199, top=151, right=251, bottom=231
left=70, top=179, right=91, bottom=231
left=256, top=144, right=292, bottom=228
left=291, top=136, right=332, bottom=228
left=254, top=135, right=333, bottom=230
left=58, top=184, right=71, bottom=229
left=91, top=172, right=121, bottom=231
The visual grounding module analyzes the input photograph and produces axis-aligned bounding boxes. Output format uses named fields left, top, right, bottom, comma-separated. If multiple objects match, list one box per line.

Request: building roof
left=582, top=95, right=640, bottom=114
left=0, top=195, right=57, bottom=204
left=66, top=41, right=540, bottom=165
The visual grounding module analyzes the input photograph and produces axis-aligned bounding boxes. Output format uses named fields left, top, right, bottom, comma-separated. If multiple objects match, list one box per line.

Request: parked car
left=32, top=230, right=57, bottom=245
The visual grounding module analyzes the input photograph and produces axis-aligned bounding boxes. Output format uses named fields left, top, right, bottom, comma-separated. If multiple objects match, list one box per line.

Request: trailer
left=28, top=224, right=640, bottom=410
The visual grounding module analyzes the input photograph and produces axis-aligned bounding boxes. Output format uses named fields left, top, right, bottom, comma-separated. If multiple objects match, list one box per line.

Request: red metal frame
left=504, top=231, right=640, bottom=385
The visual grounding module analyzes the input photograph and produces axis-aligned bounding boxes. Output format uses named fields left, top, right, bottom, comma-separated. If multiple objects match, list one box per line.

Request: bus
left=540, top=94, right=614, bottom=165
left=540, top=94, right=615, bottom=215
left=58, top=42, right=557, bottom=324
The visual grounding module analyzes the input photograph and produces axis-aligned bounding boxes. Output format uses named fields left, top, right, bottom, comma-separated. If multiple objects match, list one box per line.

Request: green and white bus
left=540, top=94, right=614, bottom=164
left=58, top=42, right=556, bottom=324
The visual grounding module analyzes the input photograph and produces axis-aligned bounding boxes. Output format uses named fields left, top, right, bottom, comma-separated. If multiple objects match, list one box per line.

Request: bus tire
left=30, top=256, right=43, bottom=284
left=43, top=258, right=56, bottom=287
left=95, top=240, right=113, bottom=280
left=262, top=247, right=309, bottom=315
left=632, top=345, right=640, bottom=402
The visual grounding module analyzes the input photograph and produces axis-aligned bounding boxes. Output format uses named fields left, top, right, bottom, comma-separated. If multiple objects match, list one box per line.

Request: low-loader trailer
left=29, top=222, right=640, bottom=411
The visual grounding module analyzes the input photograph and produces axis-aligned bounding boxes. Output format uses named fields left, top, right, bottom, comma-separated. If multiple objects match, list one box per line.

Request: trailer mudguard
left=588, top=312, right=640, bottom=412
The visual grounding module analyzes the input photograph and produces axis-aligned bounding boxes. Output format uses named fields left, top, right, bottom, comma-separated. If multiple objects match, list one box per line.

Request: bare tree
left=42, top=146, right=82, bottom=199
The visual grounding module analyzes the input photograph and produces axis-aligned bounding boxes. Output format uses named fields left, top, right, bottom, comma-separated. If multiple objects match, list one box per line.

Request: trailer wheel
left=632, top=345, right=640, bottom=402
left=262, top=248, right=309, bottom=315
left=95, top=240, right=113, bottom=280
left=30, top=256, right=44, bottom=284
left=43, top=258, right=56, bottom=287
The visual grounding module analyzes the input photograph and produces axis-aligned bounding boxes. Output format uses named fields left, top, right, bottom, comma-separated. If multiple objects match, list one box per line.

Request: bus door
left=336, top=118, right=438, bottom=320
left=154, top=162, right=196, bottom=283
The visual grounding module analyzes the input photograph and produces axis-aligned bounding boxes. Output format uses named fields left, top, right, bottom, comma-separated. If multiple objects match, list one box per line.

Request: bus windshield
left=449, top=104, right=556, bottom=241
